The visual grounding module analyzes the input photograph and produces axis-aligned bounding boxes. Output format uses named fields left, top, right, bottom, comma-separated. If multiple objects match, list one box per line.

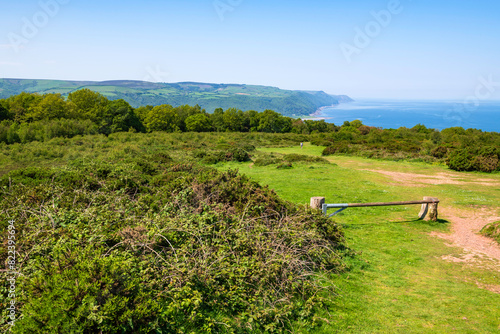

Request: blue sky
left=1, top=0, right=500, bottom=99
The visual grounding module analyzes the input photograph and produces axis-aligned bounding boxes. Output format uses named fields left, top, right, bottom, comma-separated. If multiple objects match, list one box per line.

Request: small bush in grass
left=240, top=143, right=256, bottom=152
left=474, top=155, right=499, bottom=173
left=322, top=142, right=350, bottom=156
left=193, top=149, right=207, bottom=159
left=277, top=161, right=293, bottom=169
left=284, top=153, right=329, bottom=164
left=229, top=147, right=250, bottom=162
left=481, top=221, right=500, bottom=243
left=254, top=156, right=282, bottom=166
left=201, top=154, right=219, bottom=164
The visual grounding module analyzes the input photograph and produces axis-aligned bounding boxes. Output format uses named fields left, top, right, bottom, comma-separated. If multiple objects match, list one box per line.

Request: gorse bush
left=283, top=154, right=329, bottom=164
left=0, top=157, right=346, bottom=333
left=254, top=156, right=282, bottom=167
left=446, top=146, right=500, bottom=172
left=322, top=142, right=352, bottom=156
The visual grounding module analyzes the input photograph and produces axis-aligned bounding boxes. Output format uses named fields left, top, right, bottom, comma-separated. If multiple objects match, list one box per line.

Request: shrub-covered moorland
left=1, top=91, right=499, bottom=173
left=0, top=132, right=348, bottom=333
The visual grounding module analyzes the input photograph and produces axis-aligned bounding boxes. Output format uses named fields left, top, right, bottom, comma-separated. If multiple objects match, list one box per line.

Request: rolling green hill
left=0, top=78, right=352, bottom=117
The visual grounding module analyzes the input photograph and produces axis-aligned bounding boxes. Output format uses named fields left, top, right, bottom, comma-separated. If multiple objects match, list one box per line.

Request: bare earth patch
left=432, top=207, right=500, bottom=262
left=434, top=207, right=500, bottom=293
left=363, top=169, right=500, bottom=187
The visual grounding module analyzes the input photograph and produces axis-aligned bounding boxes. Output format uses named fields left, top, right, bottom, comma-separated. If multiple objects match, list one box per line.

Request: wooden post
left=310, top=197, right=325, bottom=210
left=423, top=196, right=439, bottom=221
left=418, top=201, right=429, bottom=220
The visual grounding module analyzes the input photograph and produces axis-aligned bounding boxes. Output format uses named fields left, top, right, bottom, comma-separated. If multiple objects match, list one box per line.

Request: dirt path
left=363, top=169, right=500, bottom=187
left=435, top=207, right=500, bottom=264
left=363, top=168, right=500, bottom=266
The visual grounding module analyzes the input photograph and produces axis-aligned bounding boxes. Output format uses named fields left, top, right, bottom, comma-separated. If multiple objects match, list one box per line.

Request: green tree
left=210, top=108, right=225, bottom=132
left=26, top=93, right=73, bottom=121
left=291, top=119, right=308, bottom=134
left=174, top=104, right=203, bottom=131
left=258, top=109, right=292, bottom=133
left=0, top=101, right=10, bottom=121
left=185, top=113, right=211, bottom=132
left=67, top=89, right=109, bottom=122
left=350, top=120, right=363, bottom=129
left=5, top=92, right=43, bottom=122
left=244, top=110, right=260, bottom=132
left=99, top=99, right=145, bottom=135
left=223, top=108, right=245, bottom=132
left=143, top=104, right=180, bottom=132
left=134, top=105, right=153, bottom=123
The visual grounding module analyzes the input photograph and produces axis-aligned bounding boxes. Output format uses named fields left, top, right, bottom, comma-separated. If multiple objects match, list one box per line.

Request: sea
left=316, top=99, right=500, bottom=132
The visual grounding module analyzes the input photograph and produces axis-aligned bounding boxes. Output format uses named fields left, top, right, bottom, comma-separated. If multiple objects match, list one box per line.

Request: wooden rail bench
left=310, top=197, right=440, bottom=221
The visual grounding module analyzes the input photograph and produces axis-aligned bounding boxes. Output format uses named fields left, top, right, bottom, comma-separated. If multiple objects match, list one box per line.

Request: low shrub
left=253, top=157, right=278, bottom=166
left=447, top=147, right=500, bottom=172
left=276, top=161, right=293, bottom=169
left=481, top=221, right=500, bottom=244
left=239, top=143, right=256, bottom=152
left=446, top=149, right=476, bottom=171
left=201, top=154, right=219, bottom=165
left=431, top=146, right=448, bottom=159
left=284, top=153, right=329, bottom=164
left=322, top=142, right=351, bottom=156
left=229, top=147, right=250, bottom=162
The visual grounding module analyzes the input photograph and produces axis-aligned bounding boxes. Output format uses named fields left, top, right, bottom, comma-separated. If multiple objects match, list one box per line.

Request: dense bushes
left=196, top=147, right=251, bottom=165
left=446, top=147, right=500, bottom=172
left=0, top=158, right=346, bottom=333
left=314, top=124, right=500, bottom=173
left=322, top=142, right=351, bottom=156
left=0, top=119, right=98, bottom=144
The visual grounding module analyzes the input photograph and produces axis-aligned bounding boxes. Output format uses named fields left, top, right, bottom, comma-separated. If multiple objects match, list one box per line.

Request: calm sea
left=317, top=100, right=500, bottom=132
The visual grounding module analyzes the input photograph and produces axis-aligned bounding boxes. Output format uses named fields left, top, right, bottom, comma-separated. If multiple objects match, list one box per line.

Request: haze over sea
left=318, top=100, right=500, bottom=132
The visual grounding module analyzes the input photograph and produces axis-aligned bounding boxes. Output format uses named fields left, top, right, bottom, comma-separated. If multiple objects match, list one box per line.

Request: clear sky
left=1, top=0, right=500, bottom=100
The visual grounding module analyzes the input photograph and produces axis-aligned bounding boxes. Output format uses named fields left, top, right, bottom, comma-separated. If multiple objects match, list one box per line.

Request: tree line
left=0, top=89, right=335, bottom=143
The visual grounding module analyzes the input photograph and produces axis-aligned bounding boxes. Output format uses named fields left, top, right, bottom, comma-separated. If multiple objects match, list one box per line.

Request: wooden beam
left=321, top=198, right=440, bottom=219
left=345, top=200, right=439, bottom=208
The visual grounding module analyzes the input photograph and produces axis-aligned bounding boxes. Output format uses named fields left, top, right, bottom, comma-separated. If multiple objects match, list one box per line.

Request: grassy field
left=218, top=143, right=500, bottom=333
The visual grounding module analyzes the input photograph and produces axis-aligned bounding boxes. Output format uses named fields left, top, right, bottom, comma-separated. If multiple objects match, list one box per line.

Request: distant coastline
left=303, top=104, right=338, bottom=121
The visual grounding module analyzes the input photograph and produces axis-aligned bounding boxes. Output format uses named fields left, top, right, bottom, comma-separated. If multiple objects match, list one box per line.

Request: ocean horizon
left=315, top=99, right=500, bottom=132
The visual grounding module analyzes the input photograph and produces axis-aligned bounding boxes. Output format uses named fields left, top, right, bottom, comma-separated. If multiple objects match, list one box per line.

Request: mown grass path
left=219, top=143, right=500, bottom=333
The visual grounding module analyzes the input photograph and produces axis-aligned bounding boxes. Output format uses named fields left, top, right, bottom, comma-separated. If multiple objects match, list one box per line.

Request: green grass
left=218, top=144, right=500, bottom=333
